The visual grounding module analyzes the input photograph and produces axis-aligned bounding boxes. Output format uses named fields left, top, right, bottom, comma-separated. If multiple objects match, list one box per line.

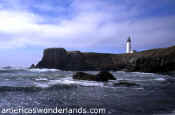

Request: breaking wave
left=0, top=83, right=78, bottom=92
left=29, top=68, right=60, bottom=72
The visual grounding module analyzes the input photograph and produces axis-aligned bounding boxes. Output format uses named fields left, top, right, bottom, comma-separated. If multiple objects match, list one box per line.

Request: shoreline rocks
left=73, top=71, right=116, bottom=82
left=29, top=64, right=36, bottom=69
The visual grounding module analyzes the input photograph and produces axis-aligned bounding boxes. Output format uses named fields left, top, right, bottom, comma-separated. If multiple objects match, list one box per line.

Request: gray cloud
left=0, top=0, right=174, bottom=53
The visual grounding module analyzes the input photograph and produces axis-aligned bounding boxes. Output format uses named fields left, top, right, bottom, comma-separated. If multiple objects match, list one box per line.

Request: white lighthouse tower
left=126, top=36, right=132, bottom=53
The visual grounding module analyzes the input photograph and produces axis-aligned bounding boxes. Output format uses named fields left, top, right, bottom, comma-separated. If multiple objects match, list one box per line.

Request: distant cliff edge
left=36, top=46, right=175, bottom=73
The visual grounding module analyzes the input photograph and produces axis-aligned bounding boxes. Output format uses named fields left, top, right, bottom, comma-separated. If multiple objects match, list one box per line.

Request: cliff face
left=36, top=46, right=175, bottom=73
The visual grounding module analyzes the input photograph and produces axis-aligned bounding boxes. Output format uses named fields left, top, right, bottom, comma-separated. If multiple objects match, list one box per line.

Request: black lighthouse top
left=127, top=37, right=131, bottom=42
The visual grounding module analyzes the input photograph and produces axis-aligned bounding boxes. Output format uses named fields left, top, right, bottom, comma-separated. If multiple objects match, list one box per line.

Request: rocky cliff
left=36, top=46, right=175, bottom=73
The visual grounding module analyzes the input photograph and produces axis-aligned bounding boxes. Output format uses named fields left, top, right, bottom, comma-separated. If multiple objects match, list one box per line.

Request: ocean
left=0, top=67, right=175, bottom=115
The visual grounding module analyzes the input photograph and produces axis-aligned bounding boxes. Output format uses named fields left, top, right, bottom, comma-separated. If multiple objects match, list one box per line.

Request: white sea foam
left=131, top=72, right=154, bottom=75
left=4, top=79, right=9, bottom=81
left=46, top=77, right=104, bottom=87
left=81, top=81, right=104, bottom=87
left=117, top=71, right=126, bottom=73
left=70, top=76, right=104, bottom=87
left=35, top=78, right=48, bottom=81
left=33, top=78, right=76, bottom=88
left=114, top=71, right=154, bottom=75
left=154, top=78, right=166, bottom=81
left=48, top=79, right=75, bottom=85
left=29, top=68, right=60, bottom=72
left=34, top=82, right=49, bottom=88
left=117, top=79, right=146, bottom=82
left=134, top=87, right=144, bottom=90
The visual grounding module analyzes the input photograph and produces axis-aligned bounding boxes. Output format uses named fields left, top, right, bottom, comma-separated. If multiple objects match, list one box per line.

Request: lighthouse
left=126, top=37, right=132, bottom=53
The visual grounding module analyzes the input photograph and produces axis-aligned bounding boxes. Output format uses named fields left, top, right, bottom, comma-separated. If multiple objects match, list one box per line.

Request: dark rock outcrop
left=38, top=48, right=68, bottom=69
left=73, top=71, right=116, bottom=81
left=30, top=64, right=35, bottom=69
left=96, top=71, right=116, bottom=81
left=36, top=46, right=175, bottom=73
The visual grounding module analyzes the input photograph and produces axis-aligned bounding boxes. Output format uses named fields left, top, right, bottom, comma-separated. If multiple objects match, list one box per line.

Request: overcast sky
left=0, top=0, right=175, bottom=67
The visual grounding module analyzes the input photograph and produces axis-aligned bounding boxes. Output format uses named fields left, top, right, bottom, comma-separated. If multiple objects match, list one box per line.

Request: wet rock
left=30, top=64, right=35, bottom=69
left=73, top=72, right=97, bottom=81
left=96, top=71, right=116, bottom=81
left=73, top=71, right=116, bottom=82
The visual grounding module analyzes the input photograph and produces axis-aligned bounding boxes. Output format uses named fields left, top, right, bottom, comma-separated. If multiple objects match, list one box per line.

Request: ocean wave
left=114, top=71, right=154, bottom=75
left=35, top=78, right=48, bottom=81
left=154, top=78, right=166, bottom=81
left=0, top=83, right=78, bottom=92
left=0, top=67, right=28, bottom=73
left=34, top=81, right=79, bottom=90
left=0, top=86, right=43, bottom=92
left=131, top=72, right=154, bottom=74
left=34, top=82, right=49, bottom=88
left=48, top=78, right=104, bottom=87
left=1, top=66, right=27, bottom=70
left=32, top=77, right=105, bottom=89
left=29, top=68, right=60, bottom=73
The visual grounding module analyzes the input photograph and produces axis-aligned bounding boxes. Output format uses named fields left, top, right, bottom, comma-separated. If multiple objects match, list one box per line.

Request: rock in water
left=97, top=71, right=116, bottom=81
left=73, top=72, right=97, bottom=81
left=30, top=64, right=35, bottom=69
left=73, top=71, right=116, bottom=81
